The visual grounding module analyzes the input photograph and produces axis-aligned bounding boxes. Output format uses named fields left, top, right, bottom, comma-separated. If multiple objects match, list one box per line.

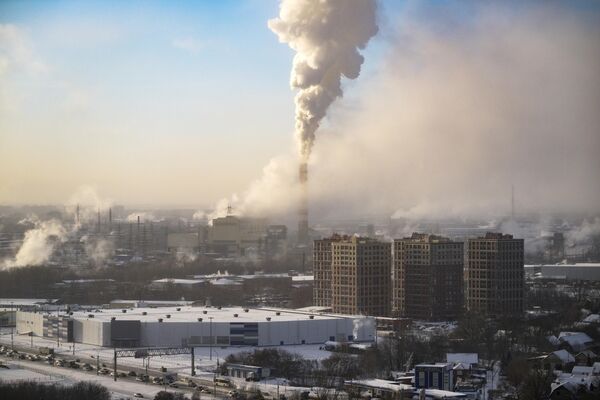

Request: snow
left=0, top=356, right=213, bottom=400
left=582, top=314, right=600, bottom=324
left=551, top=350, right=576, bottom=364
left=558, top=332, right=593, bottom=351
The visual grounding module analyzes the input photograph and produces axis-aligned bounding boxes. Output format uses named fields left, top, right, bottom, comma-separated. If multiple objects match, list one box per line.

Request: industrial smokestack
left=269, top=0, right=377, bottom=246
left=298, top=161, right=309, bottom=245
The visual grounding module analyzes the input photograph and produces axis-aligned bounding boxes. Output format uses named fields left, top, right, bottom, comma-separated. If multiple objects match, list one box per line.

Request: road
left=0, top=355, right=219, bottom=399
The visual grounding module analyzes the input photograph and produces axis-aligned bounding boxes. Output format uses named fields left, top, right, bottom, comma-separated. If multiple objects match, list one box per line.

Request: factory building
left=207, top=216, right=268, bottom=258
left=524, top=263, right=600, bottom=281
left=465, top=233, right=524, bottom=317
left=331, top=236, right=391, bottom=317
left=393, top=233, right=464, bottom=321
left=16, top=307, right=374, bottom=348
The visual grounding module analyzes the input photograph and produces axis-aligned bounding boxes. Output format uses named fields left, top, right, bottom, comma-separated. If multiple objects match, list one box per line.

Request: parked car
left=128, top=370, right=137, bottom=377
left=133, top=393, right=144, bottom=398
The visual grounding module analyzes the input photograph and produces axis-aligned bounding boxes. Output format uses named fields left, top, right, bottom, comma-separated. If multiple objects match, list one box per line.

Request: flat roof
left=66, top=306, right=368, bottom=323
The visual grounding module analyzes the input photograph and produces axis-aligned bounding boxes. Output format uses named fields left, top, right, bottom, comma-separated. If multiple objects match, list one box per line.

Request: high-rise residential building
left=465, top=233, right=524, bottom=317
left=393, top=233, right=464, bottom=320
left=313, top=234, right=349, bottom=308
left=330, top=236, right=391, bottom=317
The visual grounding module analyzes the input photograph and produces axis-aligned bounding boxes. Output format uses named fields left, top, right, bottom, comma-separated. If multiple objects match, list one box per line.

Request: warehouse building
left=16, top=306, right=375, bottom=348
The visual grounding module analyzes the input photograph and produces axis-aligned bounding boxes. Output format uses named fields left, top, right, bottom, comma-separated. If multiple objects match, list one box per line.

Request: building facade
left=16, top=307, right=375, bottom=347
left=331, top=236, right=391, bottom=317
left=393, top=233, right=464, bottom=320
left=465, top=233, right=524, bottom=316
left=313, top=234, right=350, bottom=308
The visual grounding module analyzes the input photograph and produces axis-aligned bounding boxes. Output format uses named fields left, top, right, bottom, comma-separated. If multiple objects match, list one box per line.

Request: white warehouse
left=16, top=306, right=375, bottom=348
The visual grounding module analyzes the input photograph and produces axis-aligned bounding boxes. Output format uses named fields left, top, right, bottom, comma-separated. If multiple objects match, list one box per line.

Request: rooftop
left=64, top=306, right=368, bottom=323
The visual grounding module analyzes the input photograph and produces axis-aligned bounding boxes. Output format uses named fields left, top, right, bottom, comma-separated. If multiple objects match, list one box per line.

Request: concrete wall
left=73, top=318, right=110, bottom=346
left=15, top=311, right=44, bottom=336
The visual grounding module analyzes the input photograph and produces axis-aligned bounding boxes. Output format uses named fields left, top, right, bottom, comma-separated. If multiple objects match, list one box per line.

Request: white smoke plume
left=2, top=218, right=67, bottom=269
left=126, top=212, right=158, bottom=223
left=80, top=235, right=115, bottom=266
left=2, top=186, right=116, bottom=269
left=268, top=0, right=378, bottom=160
left=210, top=2, right=600, bottom=225
left=566, top=218, right=600, bottom=247
left=66, top=185, right=113, bottom=226
left=175, top=248, right=198, bottom=265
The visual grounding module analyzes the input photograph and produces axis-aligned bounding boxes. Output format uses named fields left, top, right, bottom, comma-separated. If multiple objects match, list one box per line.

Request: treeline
left=0, top=381, right=109, bottom=400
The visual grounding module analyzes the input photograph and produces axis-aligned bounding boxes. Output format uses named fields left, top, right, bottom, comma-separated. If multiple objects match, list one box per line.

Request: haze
left=1, top=0, right=599, bottom=221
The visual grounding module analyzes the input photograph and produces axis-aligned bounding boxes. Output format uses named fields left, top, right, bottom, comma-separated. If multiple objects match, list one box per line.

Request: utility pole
left=209, top=317, right=214, bottom=360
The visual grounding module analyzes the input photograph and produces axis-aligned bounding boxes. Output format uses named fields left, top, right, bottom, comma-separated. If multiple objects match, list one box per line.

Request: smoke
left=205, top=154, right=301, bottom=222
left=1, top=217, right=67, bottom=269
left=307, top=1, right=600, bottom=220
left=80, top=235, right=115, bottom=266
left=175, top=248, right=198, bottom=265
left=125, top=212, right=158, bottom=223
left=268, top=0, right=378, bottom=160
left=213, top=2, right=600, bottom=225
left=566, top=218, right=600, bottom=247
left=2, top=186, right=116, bottom=269
left=66, top=185, right=113, bottom=225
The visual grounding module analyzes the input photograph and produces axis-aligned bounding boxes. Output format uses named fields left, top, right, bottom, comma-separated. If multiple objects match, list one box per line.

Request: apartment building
left=313, top=234, right=350, bottom=308
left=330, top=236, right=391, bottom=317
left=393, top=233, right=464, bottom=320
left=465, top=233, right=524, bottom=316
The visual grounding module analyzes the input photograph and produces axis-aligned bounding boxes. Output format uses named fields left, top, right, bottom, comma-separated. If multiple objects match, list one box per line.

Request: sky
left=0, top=0, right=331, bottom=207
left=1, top=0, right=599, bottom=220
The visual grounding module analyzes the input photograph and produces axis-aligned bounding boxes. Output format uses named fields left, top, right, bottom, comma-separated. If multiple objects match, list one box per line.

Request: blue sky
left=0, top=0, right=400, bottom=206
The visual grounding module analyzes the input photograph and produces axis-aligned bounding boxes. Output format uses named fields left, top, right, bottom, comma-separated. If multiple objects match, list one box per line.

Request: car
left=169, top=383, right=178, bottom=388
left=200, top=388, right=211, bottom=394
left=82, top=364, right=93, bottom=371
left=119, top=372, right=127, bottom=378
left=0, top=364, right=9, bottom=369
left=128, top=370, right=137, bottom=377
left=188, top=381, right=197, bottom=388
left=133, top=393, right=144, bottom=398
left=228, top=391, right=239, bottom=397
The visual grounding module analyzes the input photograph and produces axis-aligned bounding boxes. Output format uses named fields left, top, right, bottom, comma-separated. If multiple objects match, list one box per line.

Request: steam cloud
left=208, top=2, right=600, bottom=225
left=268, top=0, right=378, bottom=160
left=2, top=186, right=116, bottom=269
left=2, top=218, right=67, bottom=269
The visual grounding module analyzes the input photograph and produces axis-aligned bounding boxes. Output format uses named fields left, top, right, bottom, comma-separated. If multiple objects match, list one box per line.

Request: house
left=226, top=364, right=271, bottom=381
left=529, top=350, right=576, bottom=372
left=575, top=350, right=598, bottom=366
left=550, top=366, right=600, bottom=398
left=558, top=332, right=594, bottom=352
left=582, top=314, right=600, bottom=325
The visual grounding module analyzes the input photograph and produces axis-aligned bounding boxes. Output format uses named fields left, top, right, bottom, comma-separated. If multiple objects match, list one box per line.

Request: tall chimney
left=298, top=161, right=309, bottom=245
